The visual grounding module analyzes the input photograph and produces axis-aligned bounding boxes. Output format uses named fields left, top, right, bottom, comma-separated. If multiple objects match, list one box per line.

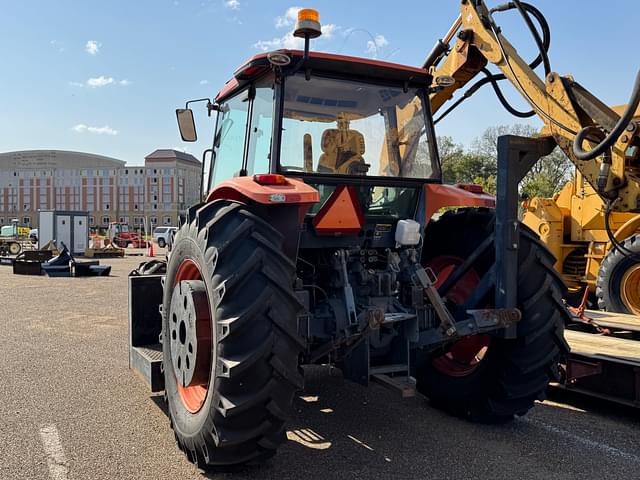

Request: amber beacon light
left=294, top=8, right=322, bottom=38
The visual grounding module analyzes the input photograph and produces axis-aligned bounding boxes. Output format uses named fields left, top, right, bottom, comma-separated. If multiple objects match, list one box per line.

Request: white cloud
left=275, top=6, right=301, bottom=29
left=224, top=0, right=240, bottom=9
left=365, top=34, right=388, bottom=58
left=70, top=76, right=130, bottom=88
left=254, top=22, right=337, bottom=51
left=50, top=39, right=65, bottom=53
left=199, top=79, right=209, bottom=85
left=322, top=24, right=337, bottom=39
left=87, top=76, right=114, bottom=88
left=72, top=124, right=118, bottom=136
left=85, top=40, right=101, bottom=56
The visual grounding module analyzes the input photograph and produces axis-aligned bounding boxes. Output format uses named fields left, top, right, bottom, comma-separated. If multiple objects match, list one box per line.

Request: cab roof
left=215, top=50, right=432, bottom=103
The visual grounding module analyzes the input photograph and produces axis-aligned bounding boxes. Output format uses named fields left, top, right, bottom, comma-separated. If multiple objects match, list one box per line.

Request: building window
left=119, top=216, right=129, bottom=224
left=105, top=203, right=110, bottom=210
left=22, top=217, right=30, bottom=225
left=153, top=204, right=157, bottom=210
left=89, top=216, right=95, bottom=226
left=150, top=217, right=158, bottom=225
left=163, top=216, right=172, bottom=225
left=102, top=216, right=110, bottom=225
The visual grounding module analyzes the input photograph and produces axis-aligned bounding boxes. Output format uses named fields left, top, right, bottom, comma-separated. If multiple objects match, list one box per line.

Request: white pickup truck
left=152, top=226, right=177, bottom=248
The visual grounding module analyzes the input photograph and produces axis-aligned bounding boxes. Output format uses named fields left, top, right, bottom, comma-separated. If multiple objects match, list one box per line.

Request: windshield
left=279, top=73, right=439, bottom=179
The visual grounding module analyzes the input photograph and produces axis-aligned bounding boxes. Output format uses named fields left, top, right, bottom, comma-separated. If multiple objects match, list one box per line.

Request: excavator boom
left=428, top=0, right=640, bottom=213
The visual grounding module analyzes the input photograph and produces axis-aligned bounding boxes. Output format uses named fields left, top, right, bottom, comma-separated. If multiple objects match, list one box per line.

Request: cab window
left=210, top=90, right=250, bottom=189
left=246, top=80, right=274, bottom=175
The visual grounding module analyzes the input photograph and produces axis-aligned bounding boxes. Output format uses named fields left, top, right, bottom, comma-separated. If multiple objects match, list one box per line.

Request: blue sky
left=1, top=1, right=639, bottom=165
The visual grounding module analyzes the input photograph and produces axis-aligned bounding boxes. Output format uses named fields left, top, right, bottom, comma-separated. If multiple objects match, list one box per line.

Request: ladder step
left=130, top=344, right=164, bottom=392
left=370, top=364, right=409, bottom=375
left=371, top=374, right=416, bottom=398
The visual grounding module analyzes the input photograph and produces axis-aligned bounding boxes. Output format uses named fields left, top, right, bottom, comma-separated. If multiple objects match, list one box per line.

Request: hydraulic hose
left=604, top=200, right=640, bottom=261
left=573, top=69, right=640, bottom=161
left=435, top=1, right=550, bottom=123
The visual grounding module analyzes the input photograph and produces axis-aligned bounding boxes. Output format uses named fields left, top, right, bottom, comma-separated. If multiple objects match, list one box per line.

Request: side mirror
left=176, top=108, right=197, bottom=142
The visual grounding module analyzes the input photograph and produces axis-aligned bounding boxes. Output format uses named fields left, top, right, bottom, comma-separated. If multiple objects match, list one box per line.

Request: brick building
left=0, top=149, right=201, bottom=229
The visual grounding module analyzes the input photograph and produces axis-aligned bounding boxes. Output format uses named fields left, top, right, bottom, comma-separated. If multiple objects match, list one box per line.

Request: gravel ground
left=0, top=252, right=638, bottom=480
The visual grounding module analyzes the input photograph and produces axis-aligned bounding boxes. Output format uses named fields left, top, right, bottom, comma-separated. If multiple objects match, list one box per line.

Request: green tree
left=471, top=124, right=573, bottom=198
left=438, top=124, right=573, bottom=198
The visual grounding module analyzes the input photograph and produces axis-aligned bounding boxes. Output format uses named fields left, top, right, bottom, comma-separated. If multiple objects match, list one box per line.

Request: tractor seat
left=317, top=128, right=368, bottom=175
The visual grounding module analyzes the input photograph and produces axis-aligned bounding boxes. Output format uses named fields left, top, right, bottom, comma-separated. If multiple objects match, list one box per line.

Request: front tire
left=416, top=208, right=570, bottom=422
left=596, top=235, right=640, bottom=315
left=163, top=200, right=303, bottom=468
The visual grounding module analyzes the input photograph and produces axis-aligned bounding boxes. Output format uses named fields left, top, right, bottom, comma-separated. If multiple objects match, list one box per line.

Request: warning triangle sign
left=312, top=185, right=364, bottom=235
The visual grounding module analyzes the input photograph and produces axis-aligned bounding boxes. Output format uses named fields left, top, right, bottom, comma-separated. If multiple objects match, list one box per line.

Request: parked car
left=153, top=226, right=177, bottom=248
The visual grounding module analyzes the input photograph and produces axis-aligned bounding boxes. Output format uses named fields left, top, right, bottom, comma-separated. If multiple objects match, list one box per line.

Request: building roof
left=145, top=149, right=200, bottom=165
left=0, top=150, right=126, bottom=169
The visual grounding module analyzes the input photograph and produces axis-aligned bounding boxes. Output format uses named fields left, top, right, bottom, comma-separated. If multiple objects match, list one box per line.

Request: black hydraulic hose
left=604, top=201, right=640, bottom=261
left=435, top=1, right=550, bottom=123
left=573, top=69, right=640, bottom=161
left=511, top=0, right=551, bottom=76
left=482, top=68, right=535, bottom=118
left=490, top=2, right=550, bottom=77
left=435, top=68, right=534, bottom=124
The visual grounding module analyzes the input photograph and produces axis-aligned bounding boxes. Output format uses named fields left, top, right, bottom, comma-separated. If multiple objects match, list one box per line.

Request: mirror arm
left=185, top=98, right=219, bottom=117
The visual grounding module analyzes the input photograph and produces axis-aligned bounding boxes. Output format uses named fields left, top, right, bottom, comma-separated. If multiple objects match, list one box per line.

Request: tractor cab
left=177, top=48, right=444, bottom=243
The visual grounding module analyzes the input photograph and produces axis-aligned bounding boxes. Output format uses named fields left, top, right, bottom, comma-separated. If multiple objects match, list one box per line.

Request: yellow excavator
left=424, top=1, right=640, bottom=315
left=522, top=161, right=640, bottom=315
left=423, top=0, right=640, bottom=405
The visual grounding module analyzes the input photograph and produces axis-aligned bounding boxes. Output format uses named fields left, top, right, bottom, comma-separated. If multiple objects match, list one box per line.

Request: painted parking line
left=39, top=425, right=69, bottom=480
left=522, top=417, right=640, bottom=463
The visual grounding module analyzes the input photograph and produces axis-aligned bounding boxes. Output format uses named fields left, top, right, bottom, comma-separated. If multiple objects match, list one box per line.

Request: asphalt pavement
left=0, top=253, right=638, bottom=480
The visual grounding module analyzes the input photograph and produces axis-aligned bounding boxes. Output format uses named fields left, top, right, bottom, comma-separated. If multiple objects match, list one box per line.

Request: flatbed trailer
left=559, top=310, right=640, bottom=408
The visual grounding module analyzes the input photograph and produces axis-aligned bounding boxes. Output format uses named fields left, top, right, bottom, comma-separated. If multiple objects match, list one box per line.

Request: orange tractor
left=128, top=2, right=640, bottom=469
left=105, top=222, right=149, bottom=248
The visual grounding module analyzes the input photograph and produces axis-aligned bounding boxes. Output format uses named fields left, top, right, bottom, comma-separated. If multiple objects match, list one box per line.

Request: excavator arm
left=427, top=0, right=640, bottom=213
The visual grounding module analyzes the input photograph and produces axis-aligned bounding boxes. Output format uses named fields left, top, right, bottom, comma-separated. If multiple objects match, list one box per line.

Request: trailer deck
left=560, top=310, right=640, bottom=408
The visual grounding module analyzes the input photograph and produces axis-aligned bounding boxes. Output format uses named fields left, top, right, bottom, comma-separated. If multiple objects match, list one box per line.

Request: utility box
left=38, top=210, right=89, bottom=255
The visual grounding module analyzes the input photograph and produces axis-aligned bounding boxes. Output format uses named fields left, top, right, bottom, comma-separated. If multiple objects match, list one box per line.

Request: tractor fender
left=608, top=213, right=640, bottom=250
left=206, top=176, right=320, bottom=260
left=206, top=176, right=319, bottom=206
left=424, top=184, right=495, bottom=224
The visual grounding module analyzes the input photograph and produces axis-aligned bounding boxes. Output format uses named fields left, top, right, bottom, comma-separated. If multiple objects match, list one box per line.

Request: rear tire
left=416, top=208, right=570, bottom=422
left=596, top=235, right=640, bottom=315
left=163, top=200, right=303, bottom=468
left=8, top=242, right=21, bottom=255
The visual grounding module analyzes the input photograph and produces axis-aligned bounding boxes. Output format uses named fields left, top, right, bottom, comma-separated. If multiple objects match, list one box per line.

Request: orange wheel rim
left=425, top=255, right=491, bottom=377
left=621, top=265, right=640, bottom=316
left=173, top=259, right=211, bottom=413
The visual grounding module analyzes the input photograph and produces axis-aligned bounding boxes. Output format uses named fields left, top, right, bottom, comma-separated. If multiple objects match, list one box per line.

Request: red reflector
left=457, top=183, right=484, bottom=194
left=253, top=174, right=287, bottom=185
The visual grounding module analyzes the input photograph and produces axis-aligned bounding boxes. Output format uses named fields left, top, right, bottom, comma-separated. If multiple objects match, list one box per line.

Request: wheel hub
left=621, top=265, right=640, bottom=315
left=169, top=279, right=211, bottom=388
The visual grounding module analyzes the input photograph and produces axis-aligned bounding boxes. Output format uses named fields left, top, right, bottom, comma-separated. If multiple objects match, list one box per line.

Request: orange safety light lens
left=253, top=174, right=287, bottom=185
left=298, top=8, right=320, bottom=23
